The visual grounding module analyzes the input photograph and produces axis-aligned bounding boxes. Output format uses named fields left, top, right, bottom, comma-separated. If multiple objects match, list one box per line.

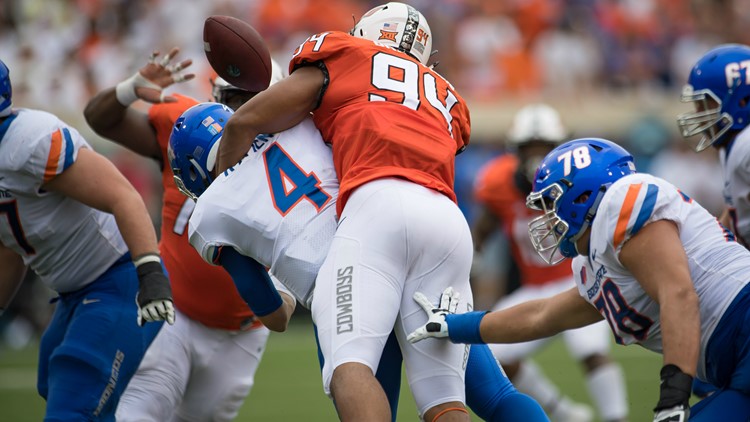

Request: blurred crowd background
left=0, top=0, right=737, bottom=347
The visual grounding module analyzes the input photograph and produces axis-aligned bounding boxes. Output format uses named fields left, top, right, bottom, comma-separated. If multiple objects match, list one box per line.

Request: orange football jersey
left=474, top=154, right=571, bottom=286
left=289, top=31, right=471, bottom=214
left=149, top=94, right=258, bottom=331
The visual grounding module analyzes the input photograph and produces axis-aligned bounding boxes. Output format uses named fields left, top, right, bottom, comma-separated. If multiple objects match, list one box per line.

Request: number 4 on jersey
left=264, top=143, right=331, bottom=215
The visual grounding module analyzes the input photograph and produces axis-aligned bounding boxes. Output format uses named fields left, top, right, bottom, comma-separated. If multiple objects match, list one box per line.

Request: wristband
left=133, top=252, right=161, bottom=268
left=115, top=72, right=162, bottom=106
left=654, top=364, right=693, bottom=411
left=446, top=311, right=488, bottom=344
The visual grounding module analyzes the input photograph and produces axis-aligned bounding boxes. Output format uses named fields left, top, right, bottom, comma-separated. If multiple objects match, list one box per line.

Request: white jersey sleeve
left=722, top=128, right=750, bottom=246
left=574, top=173, right=750, bottom=381
left=189, top=118, right=339, bottom=309
left=0, top=109, right=127, bottom=292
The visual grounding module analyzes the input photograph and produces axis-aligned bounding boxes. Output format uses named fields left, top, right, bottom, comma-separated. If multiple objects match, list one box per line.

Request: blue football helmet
left=677, top=43, right=750, bottom=152
left=0, top=59, right=12, bottom=117
left=168, top=102, right=233, bottom=200
left=526, top=138, right=636, bottom=264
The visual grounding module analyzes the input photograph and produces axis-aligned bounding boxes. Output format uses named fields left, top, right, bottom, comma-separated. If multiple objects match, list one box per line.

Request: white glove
left=137, top=296, right=176, bottom=326
left=134, top=255, right=175, bottom=326
left=653, top=404, right=689, bottom=422
left=406, top=287, right=459, bottom=343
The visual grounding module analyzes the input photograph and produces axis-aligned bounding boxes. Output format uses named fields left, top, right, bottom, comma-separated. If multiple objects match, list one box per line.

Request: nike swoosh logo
left=82, top=298, right=100, bottom=305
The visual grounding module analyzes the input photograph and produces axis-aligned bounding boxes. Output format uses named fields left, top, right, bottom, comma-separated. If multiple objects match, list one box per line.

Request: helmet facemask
left=527, top=183, right=569, bottom=265
left=526, top=138, right=635, bottom=264
left=677, top=85, right=732, bottom=152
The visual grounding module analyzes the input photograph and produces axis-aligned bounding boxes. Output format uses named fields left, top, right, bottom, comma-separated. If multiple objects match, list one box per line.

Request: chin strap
left=571, top=184, right=608, bottom=255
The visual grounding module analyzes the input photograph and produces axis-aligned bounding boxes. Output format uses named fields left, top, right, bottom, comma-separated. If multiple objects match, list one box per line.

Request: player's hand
left=653, top=364, right=692, bottom=422
left=653, top=405, right=689, bottom=422
left=135, top=259, right=175, bottom=326
left=136, top=47, right=195, bottom=103
left=406, top=287, right=459, bottom=343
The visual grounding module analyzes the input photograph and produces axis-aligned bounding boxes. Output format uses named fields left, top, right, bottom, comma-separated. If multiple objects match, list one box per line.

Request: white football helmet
left=507, top=103, right=568, bottom=147
left=350, top=2, right=433, bottom=66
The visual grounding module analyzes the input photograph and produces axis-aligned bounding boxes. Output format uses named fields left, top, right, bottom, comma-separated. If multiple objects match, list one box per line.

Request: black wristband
left=654, top=364, right=693, bottom=411
left=135, top=261, right=172, bottom=307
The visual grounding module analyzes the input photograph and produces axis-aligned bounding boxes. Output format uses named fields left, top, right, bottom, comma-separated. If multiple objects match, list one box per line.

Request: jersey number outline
left=593, top=279, right=653, bottom=345
left=0, top=201, right=36, bottom=255
left=369, top=52, right=459, bottom=138
left=292, top=33, right=459, bottom=138
left=263, top=143, right=331, bottom=216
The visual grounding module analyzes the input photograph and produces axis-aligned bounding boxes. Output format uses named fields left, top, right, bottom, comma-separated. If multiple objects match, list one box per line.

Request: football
left=203, top=15, right=272, bottom=92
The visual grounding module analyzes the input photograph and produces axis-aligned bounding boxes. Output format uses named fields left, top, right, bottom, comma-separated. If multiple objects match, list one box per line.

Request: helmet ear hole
left=574, top=191, right=592, bottom=204
left=188, top=164, right=199, bottom=182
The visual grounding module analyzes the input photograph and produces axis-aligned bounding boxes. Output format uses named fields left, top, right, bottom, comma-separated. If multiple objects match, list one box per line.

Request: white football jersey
left=0, top=109, right=127, bottom=293
left=721, top=128, right=750, bottom=246
left=189, top=118, right=339, bottom=309
left=572, top=173, right=750, bottom=381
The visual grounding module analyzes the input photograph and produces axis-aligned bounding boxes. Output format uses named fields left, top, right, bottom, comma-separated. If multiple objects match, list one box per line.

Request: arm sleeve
left=218, top=247, right=283, bottom=317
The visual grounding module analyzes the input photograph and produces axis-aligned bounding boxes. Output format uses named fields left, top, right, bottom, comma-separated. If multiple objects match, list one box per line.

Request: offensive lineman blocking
left=472, top=104, right=628, bottom=422
left=410, top=138, right=750, bottom=421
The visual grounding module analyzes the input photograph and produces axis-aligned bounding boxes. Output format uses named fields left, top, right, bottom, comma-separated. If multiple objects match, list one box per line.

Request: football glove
left=134, top=255, right=175, bottom=326
left=653, top=364, right=692, bottom=422
left=653, top=405, right=689, bottom=422
left=406, top=287, right=459, bottom=343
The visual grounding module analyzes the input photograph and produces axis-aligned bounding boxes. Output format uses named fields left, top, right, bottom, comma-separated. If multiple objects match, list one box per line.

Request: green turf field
left=0, top=316, right=662, bottom=421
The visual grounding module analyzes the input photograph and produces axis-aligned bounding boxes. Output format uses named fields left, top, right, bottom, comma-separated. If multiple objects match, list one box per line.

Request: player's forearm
left=444, top=299, right=563, bottom=345
left=462, top=290, right=600, bottom=344
left=109, top=190, right=161, bottom=259
left=84, top=87, right=128, bottom=134
left=478, top=299, right=563, bottom=343
left=659, top=288, right=700, bottom=376
left=258, top=292, right=296, bottom=332
left=216, top=118, right=258, bottom=174
left=0, top=244, right=26, bottom=312
left=218, top=248, right=288, bottom=329
left=217, top=66, right=322, bottom=173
